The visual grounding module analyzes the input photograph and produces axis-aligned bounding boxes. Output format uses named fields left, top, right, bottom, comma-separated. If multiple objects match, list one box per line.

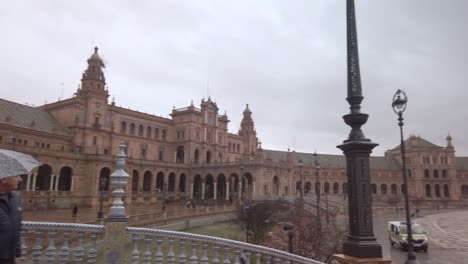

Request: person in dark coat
left=0, top=174, right=23, bottom=264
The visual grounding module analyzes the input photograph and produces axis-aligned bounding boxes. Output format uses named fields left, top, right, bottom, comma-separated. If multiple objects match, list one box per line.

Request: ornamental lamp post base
left=332, top=254, right=392, bottom=264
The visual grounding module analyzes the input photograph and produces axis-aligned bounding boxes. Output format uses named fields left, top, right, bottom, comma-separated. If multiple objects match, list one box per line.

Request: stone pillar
left=32, top=174, right=37, bottom=190
left=104, top=143, right=129, bottom=264
left=214, top=182, right=217, bottom=200
left=226, top=182, right=230, bottom=200
left=201, top=182, right=206, bottom=200
left=253, top=181, right=256, bottom=198
left=190, top=183, right=194, bottom=199
left=55, top=175, right=60, bottom=191
left=238, top=181, right=242, bottom=199
left=26, top=173, right=32, bottom=191
left=48, top=175, right=55, bottom=191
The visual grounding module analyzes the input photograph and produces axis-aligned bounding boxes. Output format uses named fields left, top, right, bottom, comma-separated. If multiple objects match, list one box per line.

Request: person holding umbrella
left=0, top=149, right=41, bottom=263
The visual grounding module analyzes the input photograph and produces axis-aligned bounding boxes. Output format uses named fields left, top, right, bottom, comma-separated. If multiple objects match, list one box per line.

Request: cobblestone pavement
left=416, top=211, right=468, bottom=252
left=373, top=208, right=468, bottom=264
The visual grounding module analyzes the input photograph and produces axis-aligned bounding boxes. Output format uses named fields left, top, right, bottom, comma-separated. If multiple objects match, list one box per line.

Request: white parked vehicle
left=388, top=221, right=428, bottom=252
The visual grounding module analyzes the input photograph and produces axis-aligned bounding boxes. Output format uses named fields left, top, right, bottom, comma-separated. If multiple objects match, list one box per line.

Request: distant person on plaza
left=0, top=149, right=40, bottom=263
left=72, top=205, right=78, bottom=218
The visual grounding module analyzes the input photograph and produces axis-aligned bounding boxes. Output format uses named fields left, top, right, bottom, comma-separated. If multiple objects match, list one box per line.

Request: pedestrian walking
left=72, top=205, right=78, bottom=217
left=0, top=149, right=40, bottom=263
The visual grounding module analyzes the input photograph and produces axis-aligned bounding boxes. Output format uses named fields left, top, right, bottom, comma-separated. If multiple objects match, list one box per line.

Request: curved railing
left=126, top=226, right=323, bottom=264
left=20, top=221, right=325, bottom=264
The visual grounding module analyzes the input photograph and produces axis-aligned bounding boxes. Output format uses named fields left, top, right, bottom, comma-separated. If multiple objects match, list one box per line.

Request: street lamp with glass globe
left=392, top=89, right=419, bottom=264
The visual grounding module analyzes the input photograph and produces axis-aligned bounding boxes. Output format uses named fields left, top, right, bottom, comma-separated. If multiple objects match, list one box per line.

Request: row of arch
left=423, top=169, right=449, bottom=178
left=19, top=164, right=73, bottom=191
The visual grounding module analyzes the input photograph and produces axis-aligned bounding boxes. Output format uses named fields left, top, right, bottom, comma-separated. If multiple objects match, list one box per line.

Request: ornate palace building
left=1, top=48, right=467, bottom=210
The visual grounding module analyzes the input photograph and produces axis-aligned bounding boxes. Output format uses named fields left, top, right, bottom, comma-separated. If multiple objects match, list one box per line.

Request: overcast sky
left=1, top=0, right=467, bottom=157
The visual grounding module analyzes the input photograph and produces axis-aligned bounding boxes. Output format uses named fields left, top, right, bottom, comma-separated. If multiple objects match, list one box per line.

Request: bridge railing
left=19, top=221, right=324, bottom=264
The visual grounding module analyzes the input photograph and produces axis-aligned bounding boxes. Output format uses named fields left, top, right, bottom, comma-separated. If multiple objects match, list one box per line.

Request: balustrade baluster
left=244, top=251, right=251, bottom=264
left=87, top=232, right=98, bottom=263
left=233, top=249, right=241, bottom=264
left=59, top=232, right=70, bottom=263
left=167, top=237, right=175, bottom=264
left=200, top=242, right=208, bottom=264
left=155, top=236, right=164, bottom=264
left=143, top=235, right=152, bottom=264
left=179, top=239, right=187, bottom=264
left=283, top=260, right=291, bottom=264
left=223, top=246, right=231, bottom=264
left=32, top=231, right=42, bottom=263
left=265, top=255, right=272, bottom=264
left=131, top=234, right=140, bottom=264
left=19, top=230, right=27, bottom=262
left=212, top=245, right=220, bottom=264
left=255, top=253, right=262, bottom=264
left=189, top=240, right=198, bottom=264
left=46, top=231, right=57, bottom=263
left=273, top=257, right=280, bottom=264
left=73, top=231, right=85, bottom=262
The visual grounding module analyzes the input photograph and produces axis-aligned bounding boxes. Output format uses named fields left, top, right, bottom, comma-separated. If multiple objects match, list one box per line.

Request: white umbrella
left=0, top=149, right=41, bottom=179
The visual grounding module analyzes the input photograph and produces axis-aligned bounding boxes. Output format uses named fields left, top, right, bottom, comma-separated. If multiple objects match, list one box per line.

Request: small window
left=146, top=127, right=152, bottom=138
left=162, top=129, right=167, bottom=140
left=93, top=136, right=97, bottom=145
left=130, top=123, right=136, bottom=135
left=120, top=121, right=127, bottom=133
left=46, top=144, right=50, bottom=149
left=154, top=128, right=160, bottom=139
left=138, top=125, right=144, bottom=136
left=94, top=117, right=100, bottom=125
left=104, top=149, right=109, bottom=155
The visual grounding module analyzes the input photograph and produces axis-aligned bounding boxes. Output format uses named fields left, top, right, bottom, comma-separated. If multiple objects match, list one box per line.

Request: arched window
left=433, top=169, right=439, bottom=178
left=138, top=125, right=144, bottom=136
left=333, top=183, right=339, bottom=194
left=408, top=169, right=412, bottom=178
left=391, top=184, right=398, bottom=195
left=462, top=185, right=468, bottom=196
left=371, top=184, right=377, bottom=194
left=206, top=151, right=211, bottom=163
left=130, top=123, right=136, bottom=135
left=424, top=169, right=430, bottom=178
left=324, top=182, right=330, bottom=194
left=425, top=184, right=431, bottom=197
left=443, top=184, right=449, bottom=197
left=342, top=183, right=348, bottom=194
left=380, top=184, right=387, bottom=195
left=146, top=127, right=152, bottom=138
left=442, top=169, right=448, bottom=178
left=120, top=121, right=127, bottom=133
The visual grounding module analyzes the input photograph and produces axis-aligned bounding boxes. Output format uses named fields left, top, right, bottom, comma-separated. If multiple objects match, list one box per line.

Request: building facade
left=1, top=48, right=467, bottom=210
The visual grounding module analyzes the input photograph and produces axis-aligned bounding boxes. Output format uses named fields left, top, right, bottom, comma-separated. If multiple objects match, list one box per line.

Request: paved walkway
left=416, top=210, right=468, bottom=251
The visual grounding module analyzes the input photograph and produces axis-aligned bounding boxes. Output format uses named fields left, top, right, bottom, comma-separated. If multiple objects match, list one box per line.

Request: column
left=55, top=175, right=61, bottom=191
left=49, top=175, right=55, bottom=191
left=253, top=181, right=256, bottom=198
left=238, top=181, right=242, bottom=199
left=201, top=182, right=206, bottom=200
left=226, top=182, right=230, bottom=200
left=190, top=183, right=194, bottom=199
left=70, top=175, right=74, bottom=191
left=213, top=182, right=217, bottom=200
left=26, top=173, right=32, bottom=191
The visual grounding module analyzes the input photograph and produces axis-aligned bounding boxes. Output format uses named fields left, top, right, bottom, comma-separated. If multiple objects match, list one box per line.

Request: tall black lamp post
left=392, top=89, right=419, bottom=264
left=299, top=159, right=304, bottom=200
left=97, top=177, right=108, bottom=219
left=336, top=0, right=383, bottom=259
